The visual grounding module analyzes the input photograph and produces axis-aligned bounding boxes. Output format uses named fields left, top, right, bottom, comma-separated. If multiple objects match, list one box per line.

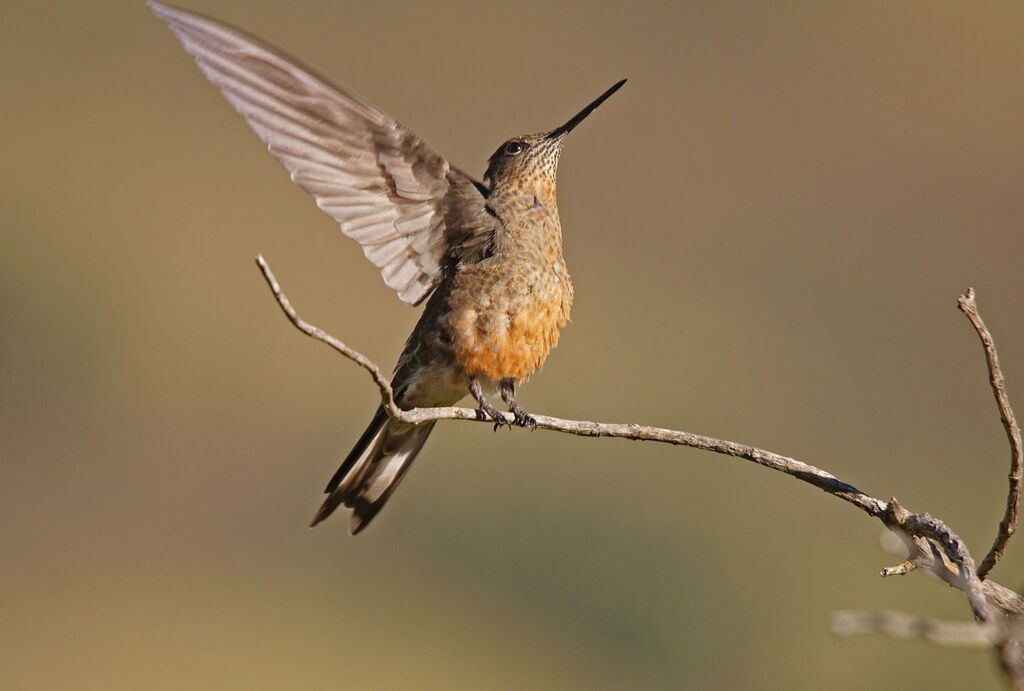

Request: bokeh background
left=4, top=1, right=1024, bottom=688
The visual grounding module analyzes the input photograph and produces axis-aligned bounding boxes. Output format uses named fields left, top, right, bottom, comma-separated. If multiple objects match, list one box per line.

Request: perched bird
left=150, top=2, right=625, bottom=534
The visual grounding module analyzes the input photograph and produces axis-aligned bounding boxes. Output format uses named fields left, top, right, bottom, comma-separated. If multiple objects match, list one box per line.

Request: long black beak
left=547, top=79, right=627, bottom=139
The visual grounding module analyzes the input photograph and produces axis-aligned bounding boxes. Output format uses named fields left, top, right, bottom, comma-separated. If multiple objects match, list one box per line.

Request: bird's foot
left=469, top=377, right=510, bottom=431
left=508, top=402, right=538, bottom=430
left=497, top=378, right=536, bottom=430
left=474, top=399, right=510, bottom=431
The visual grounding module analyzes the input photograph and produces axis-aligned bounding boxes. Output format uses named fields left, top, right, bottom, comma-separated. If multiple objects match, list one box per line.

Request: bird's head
left=483, top=79, right=626, bottom=202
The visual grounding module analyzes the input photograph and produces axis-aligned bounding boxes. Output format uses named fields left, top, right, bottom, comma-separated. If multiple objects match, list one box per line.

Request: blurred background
left=3, top=1, right=1024, bottom=688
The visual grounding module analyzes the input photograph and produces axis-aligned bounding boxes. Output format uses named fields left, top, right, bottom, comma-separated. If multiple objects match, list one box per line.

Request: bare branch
left=257, top=253, right=887, bottom=515
left=256, top=254, right=402, bottom=417
left=958, top=287, right=1024, bottom=580
left=880, top=560, right=916, bottom=577
left=882, top=501, right=989, bottom=622
left=832, top=609, right=994, bottom=647
left=1001, top=639, right=1024, bottom=691
left=255, top=256, right=1021, bottom=629
left=985, top=581, right=1024, bottom=617
left=833, top=609, right=1024, bottom=688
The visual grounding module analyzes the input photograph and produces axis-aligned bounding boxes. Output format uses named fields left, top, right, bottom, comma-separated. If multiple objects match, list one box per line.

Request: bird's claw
left=475, top=401, right=535, bottom=431
left=475, top=404, right=510, bottom=431
left=512, top=410, right=538, bottom=430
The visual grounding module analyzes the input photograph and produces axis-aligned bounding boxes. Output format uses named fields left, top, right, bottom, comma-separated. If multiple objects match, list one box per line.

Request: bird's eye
left=504, top=141, right=525, bottom=155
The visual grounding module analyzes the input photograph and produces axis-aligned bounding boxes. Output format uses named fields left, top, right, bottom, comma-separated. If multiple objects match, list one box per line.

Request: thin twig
left=255, top=255, right=886, bottom=516
left=833, top=609, right=1024, bottom=689
left=256, top=254, right=401, bottom=417
left=959, top=287, right=1023, bottom=580
left=254, top=256, right=1019, bottom=628
left=832, top=609, right=996, bottom=647
left=880, top=560, right=917, bottom=577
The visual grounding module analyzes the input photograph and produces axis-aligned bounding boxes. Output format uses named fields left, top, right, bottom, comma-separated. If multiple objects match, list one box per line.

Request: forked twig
left=959, top=288, right=1024, bottom=580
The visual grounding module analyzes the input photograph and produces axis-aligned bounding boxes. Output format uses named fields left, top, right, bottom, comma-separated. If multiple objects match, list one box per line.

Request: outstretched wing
left=150, top=1, right=469, bottom=305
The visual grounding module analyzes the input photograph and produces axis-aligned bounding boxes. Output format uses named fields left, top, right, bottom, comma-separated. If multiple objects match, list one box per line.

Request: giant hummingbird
left=151, top=2, right=626, bottom=534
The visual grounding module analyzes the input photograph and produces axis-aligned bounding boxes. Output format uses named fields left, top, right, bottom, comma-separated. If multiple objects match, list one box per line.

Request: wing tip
left=310, top=493, right=341, bottom=527
left=148, top=1, right=198, bottom=28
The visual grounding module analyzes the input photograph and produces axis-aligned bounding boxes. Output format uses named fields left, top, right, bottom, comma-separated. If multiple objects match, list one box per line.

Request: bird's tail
left=310, top=406, right=436, bottom=535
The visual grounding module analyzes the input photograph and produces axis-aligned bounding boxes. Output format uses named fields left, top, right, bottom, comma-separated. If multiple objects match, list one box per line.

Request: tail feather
left=310, top=406, right=436, bottom=534
left=323, top=407, right=388, bottom=494
left=347, top=420, right=435, bottom=534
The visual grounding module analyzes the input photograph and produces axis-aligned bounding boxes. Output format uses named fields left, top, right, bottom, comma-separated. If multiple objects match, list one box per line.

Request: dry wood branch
left=254, top=257, right=1014, bottom=606
left=256, top=257, right=886, bottom=516
left=880, top=560, right=916, bottom=577
left=1002, top=640, right=1024, bottom=690
left=881, top=501, right=989, bottom=621
left=256, top=254, right=402, bottom=417
left=256, top=256, right=1024, bottom=678
left=959, top=287, right=1024, bottom=580
left=832, top=609, right=996, bottom=647
left=833, top=610, right=1024, bottom=689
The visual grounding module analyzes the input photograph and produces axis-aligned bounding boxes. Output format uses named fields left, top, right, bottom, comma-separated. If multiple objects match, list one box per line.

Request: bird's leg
left=500, top=379, right=537, bottom=429
left=469, top=377, right=509, bottom=431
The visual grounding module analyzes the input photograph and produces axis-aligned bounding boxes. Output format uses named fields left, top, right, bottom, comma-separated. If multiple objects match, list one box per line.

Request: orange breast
left=449, top=269, right=572, bottom=382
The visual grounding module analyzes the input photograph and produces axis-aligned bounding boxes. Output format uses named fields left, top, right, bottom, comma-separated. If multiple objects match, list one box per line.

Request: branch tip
left=955, top=288, right=1022, bottom=580
left=881, top=561, right=916, bottom=578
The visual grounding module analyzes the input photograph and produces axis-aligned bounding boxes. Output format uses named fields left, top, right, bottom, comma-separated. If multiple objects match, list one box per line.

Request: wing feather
left=149, top=1, right=482, bottom=305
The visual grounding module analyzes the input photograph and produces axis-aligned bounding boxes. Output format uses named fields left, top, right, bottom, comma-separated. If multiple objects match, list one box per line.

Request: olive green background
left=4, top=1, right=1024, bottom=688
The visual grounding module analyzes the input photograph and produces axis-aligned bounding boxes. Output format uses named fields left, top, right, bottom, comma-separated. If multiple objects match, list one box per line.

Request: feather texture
left=150, top=1, right=463, bottom=304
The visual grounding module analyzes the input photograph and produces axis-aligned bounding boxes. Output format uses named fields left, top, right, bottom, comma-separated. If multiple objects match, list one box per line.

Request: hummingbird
left=150, top=2, right=626, bottom=534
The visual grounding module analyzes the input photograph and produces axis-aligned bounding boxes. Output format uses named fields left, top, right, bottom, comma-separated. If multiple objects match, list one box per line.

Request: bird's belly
left=398, top=358, right=470, bottom=408
left=449, top=277, right=571, bottom=382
